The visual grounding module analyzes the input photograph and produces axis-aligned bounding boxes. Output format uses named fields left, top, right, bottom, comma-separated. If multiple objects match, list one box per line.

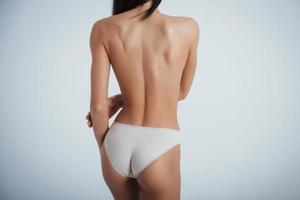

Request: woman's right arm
left=178, top=18, right=200, bottom=101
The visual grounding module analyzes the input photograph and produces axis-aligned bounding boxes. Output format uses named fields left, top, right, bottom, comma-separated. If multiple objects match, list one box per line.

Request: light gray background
left=0, top=0, right=299, bottom=199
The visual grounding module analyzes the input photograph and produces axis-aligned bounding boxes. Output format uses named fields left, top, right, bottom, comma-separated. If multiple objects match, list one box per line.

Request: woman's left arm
left=89, top=20, right=110, bottom=148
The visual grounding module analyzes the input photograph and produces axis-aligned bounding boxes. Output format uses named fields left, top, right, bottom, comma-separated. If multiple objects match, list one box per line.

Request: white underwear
left=103, top=121, right=181, bottom=178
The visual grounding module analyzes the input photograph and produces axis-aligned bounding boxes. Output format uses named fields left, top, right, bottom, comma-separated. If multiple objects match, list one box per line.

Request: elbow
left=178, top=83, right=193, bottom=101
left=178, top=89, right=187, bottom=101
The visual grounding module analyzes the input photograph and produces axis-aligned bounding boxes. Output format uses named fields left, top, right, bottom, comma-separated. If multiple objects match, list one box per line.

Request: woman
left=85, top=0, right=200, bottom=199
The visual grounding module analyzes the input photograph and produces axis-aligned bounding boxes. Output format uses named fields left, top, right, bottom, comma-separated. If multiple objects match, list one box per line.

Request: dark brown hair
left=112, top=0, right=161, bottom=20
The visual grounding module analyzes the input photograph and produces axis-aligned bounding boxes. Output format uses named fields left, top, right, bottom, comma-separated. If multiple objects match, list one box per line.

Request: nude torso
left=100, top=5, right=192, bottom=130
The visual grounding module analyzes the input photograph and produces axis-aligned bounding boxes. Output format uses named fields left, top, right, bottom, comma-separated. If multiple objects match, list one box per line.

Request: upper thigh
left=100, top=144, right=139, bottom=200
left=137, top=144, right=181, bottom=198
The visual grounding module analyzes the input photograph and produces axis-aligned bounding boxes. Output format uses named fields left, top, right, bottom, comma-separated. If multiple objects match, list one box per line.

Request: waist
left=111, top=121, right=181, bottom=133
left=115, top=106, right=180, bottom=131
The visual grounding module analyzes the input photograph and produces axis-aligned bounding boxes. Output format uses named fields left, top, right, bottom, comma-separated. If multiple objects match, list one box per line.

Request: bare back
left=91, top=3, right=199, bottom=130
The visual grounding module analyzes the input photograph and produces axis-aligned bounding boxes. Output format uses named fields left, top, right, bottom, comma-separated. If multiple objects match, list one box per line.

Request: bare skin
left=87, top=1, right=200, bottom=199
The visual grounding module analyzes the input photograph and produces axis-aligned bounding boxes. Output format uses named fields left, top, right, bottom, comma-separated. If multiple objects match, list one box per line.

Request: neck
left=135, top=0, right=160, bottom=16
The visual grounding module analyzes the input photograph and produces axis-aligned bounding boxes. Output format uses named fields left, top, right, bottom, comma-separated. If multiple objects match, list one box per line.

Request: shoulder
left=176, top=16, right=200, bottom=35
left=163, top=15, right=199, bottom=44
left=90, top=17, right=110, bottom=35
left=90, top=17, right=117, bottom=44
left=163, top=14, right=199, bottom=27
left=163, top=15, right=199, bottom=33
left=176, top=17, right=200, bottom=45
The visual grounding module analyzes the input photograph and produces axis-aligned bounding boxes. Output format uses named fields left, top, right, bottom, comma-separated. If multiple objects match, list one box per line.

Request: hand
left=85, top=94, right=123, bottom=128
left=85, top=112, right=92, bottom=128
left=108, top=94, right=123, bottom=118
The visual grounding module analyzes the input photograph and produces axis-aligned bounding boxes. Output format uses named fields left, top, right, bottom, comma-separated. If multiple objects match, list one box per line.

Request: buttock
left=103, top=121, right=182, bottom=178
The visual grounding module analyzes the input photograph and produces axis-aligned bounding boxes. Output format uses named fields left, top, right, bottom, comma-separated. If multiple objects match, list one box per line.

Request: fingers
left=85, top=112, right=92, bottom=128
left=108, top=102, right=123, bottom=119
left=115, top=94, right=123, bottom=102
left=108, top=98, right=114, bottom=107
left=108, top=96, right=123, bottom=107
left=109, top=105, right=121, bottom=119
left=110, top=94, right=123, bottom=102
left=85, top=112, right=91, bottom=119
left=87, top=120, right=92, bottom=128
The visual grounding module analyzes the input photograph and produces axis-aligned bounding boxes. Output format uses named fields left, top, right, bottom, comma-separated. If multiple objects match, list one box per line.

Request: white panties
left=103, top=121, right=181, bottom=178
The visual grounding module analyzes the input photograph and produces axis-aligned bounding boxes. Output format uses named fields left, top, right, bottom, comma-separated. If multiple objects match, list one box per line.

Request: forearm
left=90, top=108, right=109, bottom=148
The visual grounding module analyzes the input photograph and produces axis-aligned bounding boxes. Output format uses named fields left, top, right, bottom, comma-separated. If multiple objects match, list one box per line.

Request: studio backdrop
left=0, top=0, right=299, bottom=199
